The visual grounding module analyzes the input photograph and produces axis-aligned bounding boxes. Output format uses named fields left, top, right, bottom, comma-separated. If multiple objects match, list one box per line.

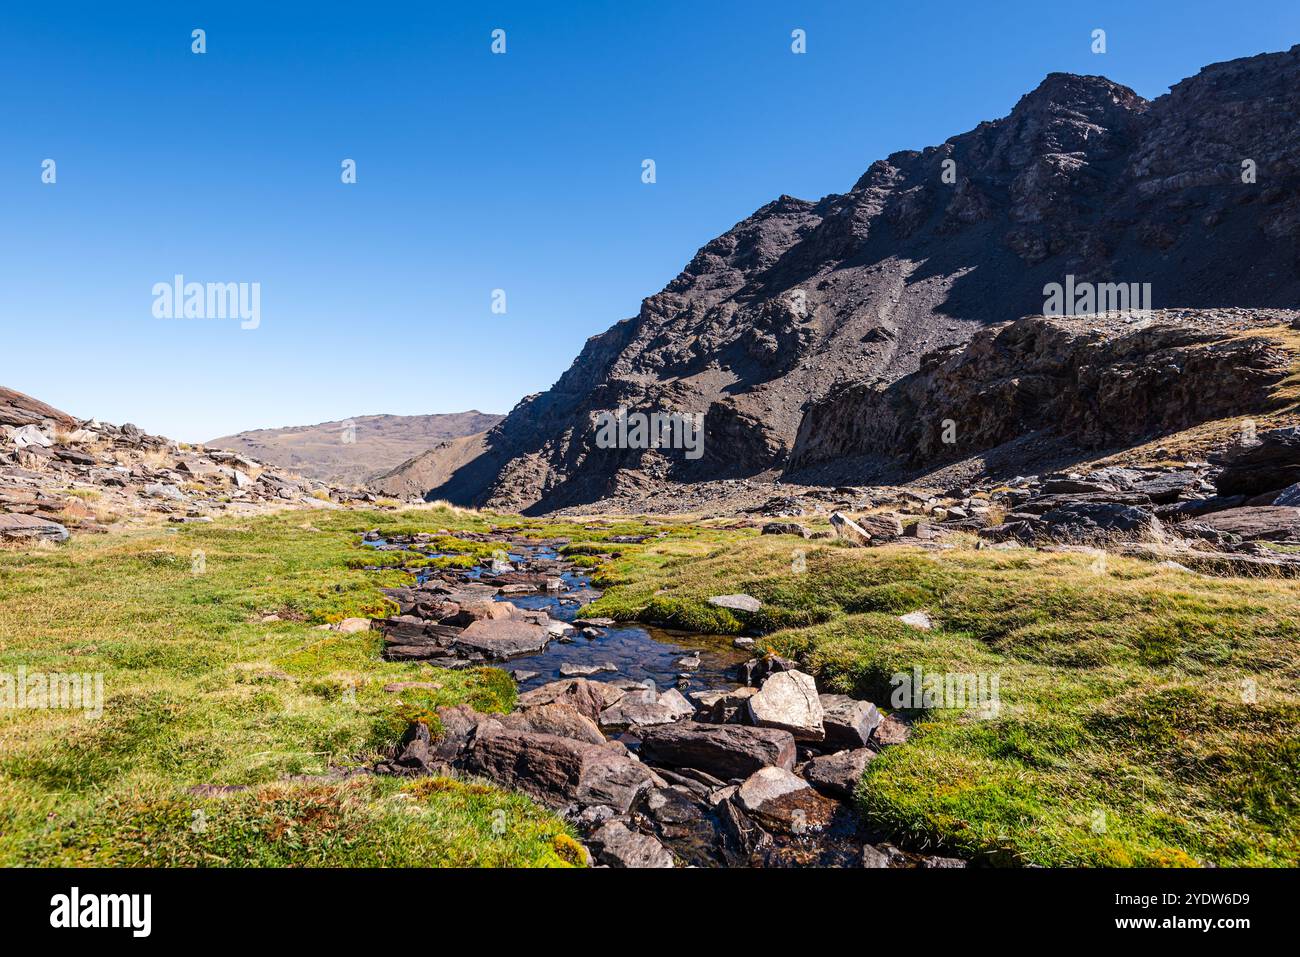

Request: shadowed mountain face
left=209, top=412, right=502, bottom=487
left=429, top=46, right=1300, bottom=514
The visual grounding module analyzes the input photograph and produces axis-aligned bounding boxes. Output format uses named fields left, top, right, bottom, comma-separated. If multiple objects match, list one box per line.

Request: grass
left=4, top=504, right=1298, bottom=867
left=580, top=528, right=1300, bottom=866
left=0, top=507, right=581, bottom=867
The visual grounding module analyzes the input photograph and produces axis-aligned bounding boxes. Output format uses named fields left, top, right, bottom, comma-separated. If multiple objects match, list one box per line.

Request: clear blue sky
left=2, top=1, right=1296, bottom=441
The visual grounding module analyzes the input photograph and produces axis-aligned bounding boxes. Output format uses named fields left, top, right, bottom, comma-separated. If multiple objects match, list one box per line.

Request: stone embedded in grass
left=333, top=617, right=371, bottom=634
left=0, top=513, right=70, bottom=542
left=747, top=670, right=825, bottom=741
left=708, top=593, right=762, bottom=613
left=761, top=522, right=810, bottom=538
left=898, top=610, right=933, bottom=630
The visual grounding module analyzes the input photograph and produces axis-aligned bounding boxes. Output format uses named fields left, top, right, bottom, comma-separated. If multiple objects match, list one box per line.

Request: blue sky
left=2, top=1, right=1297, bottom=441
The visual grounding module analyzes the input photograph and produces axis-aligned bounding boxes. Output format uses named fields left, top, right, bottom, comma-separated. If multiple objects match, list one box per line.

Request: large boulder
left=1038, top=502, right=1162, bottom=542
left=734, top=766, right=839, bottom=834
left=746, top=670, right=825, bottom=741
left=1189, top=506, right=1300, bottom=541
left=736, top=766, right=810, bottom=814
left=1214, top=428, right=1300, bottom=497
left=464, top=721, right=655, bottom=813
left=499, top=702, right=606, bottom=745
left=638, top=723, right=796, bottom=778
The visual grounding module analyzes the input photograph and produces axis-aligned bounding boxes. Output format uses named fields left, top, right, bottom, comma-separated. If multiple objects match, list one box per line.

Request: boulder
left=586, top=821, right=674, bottom=868
left=638, top=723, right=797, bottom=778
left=819, top=694, right=881, bottom=748
left=1039, top=502, right=1162, bottom=541
left=0, top=513, right=69, bottom=542
left=735, top=767, right=839, bottom=834
left=857, top=512, right=904, bottom=540
left=598, top=685, right=693, bottom=731
left=1214, top=428, right=1300, bottom=496
left=1274, top=483, right=1300, bottom=507
left=517, top=678, right=625, bottom=721
left=500, top=702, right=606, bottom=745
left=803, top=748, right=875, bottom=799
left=452, top=618, right=549, bottom=659
left=465, top=721, right=655, bottom=813
left=1190, top=506, right=1300, bottom=541
left=761, top=522, right=810, bottom=538
left=746, top=670, right=825, bottom=741
left=830, top=511, right=872, bottom=546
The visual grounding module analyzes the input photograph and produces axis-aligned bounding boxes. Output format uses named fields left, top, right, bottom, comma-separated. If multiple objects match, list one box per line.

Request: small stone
left=898, top=610, right=933, bottom=630
left=708, top=594, right=762, bottom=613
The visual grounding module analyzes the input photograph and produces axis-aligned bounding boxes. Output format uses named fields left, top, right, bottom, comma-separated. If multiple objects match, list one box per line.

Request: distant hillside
left=208, top=412, right=503, bottom=486
left=369, top=431, right=495, bottom=500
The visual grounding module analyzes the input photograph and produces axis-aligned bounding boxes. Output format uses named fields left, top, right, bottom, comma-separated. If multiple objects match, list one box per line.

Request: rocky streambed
left=363, top=530, right=965, bottom=868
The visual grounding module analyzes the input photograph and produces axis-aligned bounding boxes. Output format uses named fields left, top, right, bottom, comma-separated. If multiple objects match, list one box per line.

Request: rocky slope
left=425, top=45, right=1300, bottom=515
left=1, top=387, right=374, bottom=542
left=209, top=411, right=502, bottom=486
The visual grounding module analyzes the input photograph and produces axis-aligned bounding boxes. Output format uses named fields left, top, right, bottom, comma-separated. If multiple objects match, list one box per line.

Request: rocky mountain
left=1, top=386, right=375, bottom=542
left=208, top=411, right=502, bottom=487
left=423, top=45, right=1300, bottom=515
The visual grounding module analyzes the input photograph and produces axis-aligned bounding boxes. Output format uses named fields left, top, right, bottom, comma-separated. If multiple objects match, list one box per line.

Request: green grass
left=0, top=507, right=580, bottom=867
left=5, top=506, right=1298, bottom=867
left=581, top=530, right=1300, bottom=867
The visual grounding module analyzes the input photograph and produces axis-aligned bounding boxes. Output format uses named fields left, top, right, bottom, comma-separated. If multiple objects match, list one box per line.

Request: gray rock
left=761, top=522, right=810, bottom=538
left=1190, top=506, right=1300, bottom=541
left=586, top=821, right=674, bottom=868
left=708, top=593, right=762, bottom=613
left=0, top=513, right=69, bottom=542
left=830, top=511, right=872, bottom=546
left=747, top=670, right=825, bottom=741
left=819, top=694, right=881, bottom=748
left=638, top=723, right=797, bottom=778
left=736, top=766, right=810, bottom=814
left=465, top=720, right=656, bottom=813
left=452, top=618, right=550, bottom=659
left=803, top=748, right=875, bottom=799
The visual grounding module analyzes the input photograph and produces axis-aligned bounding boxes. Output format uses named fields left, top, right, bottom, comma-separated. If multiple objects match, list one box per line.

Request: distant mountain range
left=410, top=45, right=1300, bottom=514
left=208, top=412, right=503, bottom=486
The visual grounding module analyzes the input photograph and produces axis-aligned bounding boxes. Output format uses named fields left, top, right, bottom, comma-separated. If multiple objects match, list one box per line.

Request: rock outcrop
left=424, top=46, right=1300, bottom=514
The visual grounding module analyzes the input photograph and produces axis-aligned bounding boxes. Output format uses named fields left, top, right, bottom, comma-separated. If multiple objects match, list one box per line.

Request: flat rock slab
left=638, top=722, right=796, bottom=778
left=0, top=512, right=69, bottom=542
left=747, top=670, right=825, bottom=741
left=708, top=594, right=762, bottom=613
left=1192, top=506, right=1300, bottom=541
left=452, top=618, right=549, bottom=659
